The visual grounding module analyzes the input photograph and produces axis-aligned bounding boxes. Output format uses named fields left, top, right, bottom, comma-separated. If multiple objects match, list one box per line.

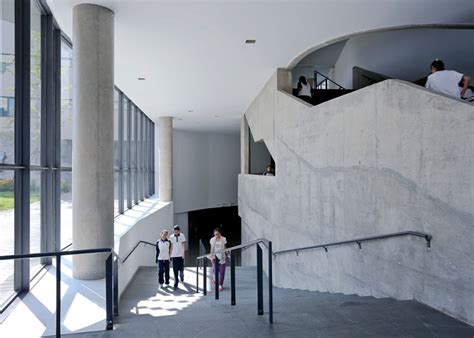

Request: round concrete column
left=159, top=117, right=173, bottom=202
left=72, top=4, right=114, bottom=280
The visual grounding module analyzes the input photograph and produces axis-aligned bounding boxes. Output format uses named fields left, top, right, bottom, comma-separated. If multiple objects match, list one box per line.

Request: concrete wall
left=172, top=129, right=240, bottom=214
left=239, top=70, right=474, bottom=324
left=115, top=200, right=173, bottom=297
left=333, top=28, right=474, bottom=89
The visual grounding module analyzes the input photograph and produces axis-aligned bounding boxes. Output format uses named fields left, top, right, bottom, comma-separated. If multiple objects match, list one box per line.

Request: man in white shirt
left=425, top=59, right=471, bottom=99
left=169, top=225, right=186, bottom=289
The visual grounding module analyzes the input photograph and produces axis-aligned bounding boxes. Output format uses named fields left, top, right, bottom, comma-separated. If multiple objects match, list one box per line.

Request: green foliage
left=0, top=178, right=14, bottom=191
left=61, top=180, right=71, bottom=193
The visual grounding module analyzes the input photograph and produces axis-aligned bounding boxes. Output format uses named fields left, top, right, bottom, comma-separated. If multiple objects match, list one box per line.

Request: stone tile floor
left=67, top=266, right=474, bottom=338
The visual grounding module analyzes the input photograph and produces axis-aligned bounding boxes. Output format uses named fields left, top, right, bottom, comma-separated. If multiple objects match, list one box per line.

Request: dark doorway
left=187, top=206, right=241, bottom=265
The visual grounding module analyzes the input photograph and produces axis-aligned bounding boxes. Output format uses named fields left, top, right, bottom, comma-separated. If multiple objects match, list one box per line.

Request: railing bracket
left=425, top=235, right=432, bottom=249
left=356, top=241, right=362, bottom=250
left=323, top=246, right=328, bottom=253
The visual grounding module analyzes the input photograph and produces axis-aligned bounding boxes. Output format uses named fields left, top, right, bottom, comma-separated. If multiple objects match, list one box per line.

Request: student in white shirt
left=297, top=76, right=313, bottom=104
left=210, top=228, right=227, bottom=291
left=425, top=59, right=471, bottom=100
left=155, top=230, right=172, bottom=288
left=169, top=225, right=186, bottom=289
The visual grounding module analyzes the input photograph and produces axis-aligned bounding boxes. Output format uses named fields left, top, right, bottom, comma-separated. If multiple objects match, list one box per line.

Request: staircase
left=70, top=266, right=474, bottom=337
left=240, top=68, right=474, bottom=326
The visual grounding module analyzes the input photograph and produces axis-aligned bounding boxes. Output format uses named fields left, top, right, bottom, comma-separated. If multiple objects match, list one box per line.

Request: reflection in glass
left=30, top=171, right=42, bottom=275
left=0, top=0, right=15, bottom=165
left=60, top=172, right=72, bottom=248
left=114, top=90, right=120, bottom=169
left=61, top=41, right=73, bottom=167
left=0, top=170, right=14, bottom=306
left=114, top=172, right=119, bottom=216
left=30, top=3, right=42, bottom=165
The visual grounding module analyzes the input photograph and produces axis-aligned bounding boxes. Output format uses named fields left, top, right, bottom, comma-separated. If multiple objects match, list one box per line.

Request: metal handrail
left=0, top=248, right=117, bottom=336
left=314, top=70, right=346, bottom=90
left=273, top=231, right=432, bottom=256
left=195, top=238, right=273, bottom=324
left=196, top=238, right=269, bottom=260
left=121, top=240, right=155, bottom=264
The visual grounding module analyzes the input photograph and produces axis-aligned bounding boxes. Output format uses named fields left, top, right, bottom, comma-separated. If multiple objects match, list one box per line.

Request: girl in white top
left=297, top=76, right=313, bottom=104
left=210, top=228, right=227, bottom=291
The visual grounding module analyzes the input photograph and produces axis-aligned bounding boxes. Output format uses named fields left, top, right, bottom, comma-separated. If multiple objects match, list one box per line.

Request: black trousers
left=172, top=257, right=184, bottom=285
left=157, top=260, right=170, bottom=284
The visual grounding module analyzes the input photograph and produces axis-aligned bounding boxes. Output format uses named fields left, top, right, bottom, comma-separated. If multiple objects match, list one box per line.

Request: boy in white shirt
left=156, top=230, right=172, bottom=288
left=425, top=59, right=471, bottom=100
left=169, top=225, right=186, bottom=289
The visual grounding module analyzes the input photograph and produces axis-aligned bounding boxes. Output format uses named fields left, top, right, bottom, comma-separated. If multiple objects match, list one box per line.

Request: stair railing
left=0, top=248, right=118, bottom=336
left=273, top=231, right=431, bottom=257
left=195, top=238, right=273, bottom=323
left=314, top=70, right=346, bottom=90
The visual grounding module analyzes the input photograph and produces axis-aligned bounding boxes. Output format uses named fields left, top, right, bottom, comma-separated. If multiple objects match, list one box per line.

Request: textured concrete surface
left=68, top=266, right=474, bottom=337
left=240, top=70, right=474, bottom=324
left=72, top=4, right=115, bottom=280
left=159, top=117, right=173, bottom=202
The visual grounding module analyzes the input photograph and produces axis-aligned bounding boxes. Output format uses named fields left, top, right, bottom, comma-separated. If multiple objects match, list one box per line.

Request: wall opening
left=187, top=206, right=241, bottom=265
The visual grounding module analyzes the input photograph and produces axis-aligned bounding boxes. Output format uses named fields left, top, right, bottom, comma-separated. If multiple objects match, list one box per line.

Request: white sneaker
left=159, top=284, right=164, bottom=289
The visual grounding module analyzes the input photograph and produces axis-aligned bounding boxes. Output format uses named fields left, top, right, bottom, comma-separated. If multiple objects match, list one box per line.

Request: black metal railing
left=121, top=240, right=156, bottom=264
left=273, top=231, right=432, bottom=256
left=314, top=70, right=345, bottom=90
left=195, top=238, right=273, bottom=323
left=0, top=248, right=118, bottom=337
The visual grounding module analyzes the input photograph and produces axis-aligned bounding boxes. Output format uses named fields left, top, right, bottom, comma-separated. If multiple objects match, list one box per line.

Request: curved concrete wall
left=239, top=70, right=474, bottom=324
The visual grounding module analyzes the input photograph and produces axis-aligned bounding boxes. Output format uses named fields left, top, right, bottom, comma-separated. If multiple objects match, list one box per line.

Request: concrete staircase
left=70, top=266, right=474, bottom=337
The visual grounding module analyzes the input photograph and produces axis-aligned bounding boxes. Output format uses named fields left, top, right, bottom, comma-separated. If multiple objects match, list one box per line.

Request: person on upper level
left=425, top=59, right=472, bottom=101
left=262, top=165, right=274, bottom=176
left=297, top=76, right=313, bottom=104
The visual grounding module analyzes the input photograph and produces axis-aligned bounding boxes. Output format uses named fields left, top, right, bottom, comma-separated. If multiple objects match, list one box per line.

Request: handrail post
left=203, top=258, right=207, bottom=296
left=195, top=259, right=199, bottom=293
left=257, top=243, right=264, bottom=315
left=56, top=253, right=61, bottom=337
left=105, top=253, right=113, bottom=330
left=113, top=255, right=119, bottom=316
left=230, top=251, right=236, bottom=306
left=214, top=257, right=219, bottom=300
left=268, top=241, right=273, bottom=323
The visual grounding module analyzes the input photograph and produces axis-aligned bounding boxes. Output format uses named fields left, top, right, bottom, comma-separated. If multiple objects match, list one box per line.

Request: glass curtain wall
left=113, top=90, right=154, bottom=215
left=0, top=0, right=155, bottom=310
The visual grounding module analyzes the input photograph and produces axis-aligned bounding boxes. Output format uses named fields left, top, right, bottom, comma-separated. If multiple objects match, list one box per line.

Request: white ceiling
left=47, top=0, right=474, bottom=133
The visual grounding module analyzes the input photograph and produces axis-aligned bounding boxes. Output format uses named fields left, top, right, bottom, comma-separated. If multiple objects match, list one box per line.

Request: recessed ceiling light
left=138, top=77, right=146, bottom=80
left=245, top=39, right=256, bottom=44
left=187, top=110, right=194, bottom=113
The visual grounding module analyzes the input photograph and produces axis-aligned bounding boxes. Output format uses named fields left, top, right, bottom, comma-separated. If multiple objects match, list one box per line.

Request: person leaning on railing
left=425, top=59, right=472, bottom=102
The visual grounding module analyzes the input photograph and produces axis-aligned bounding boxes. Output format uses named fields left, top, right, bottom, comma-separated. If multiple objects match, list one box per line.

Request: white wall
left=334, top=28, right=474, bottom=89
left=172, top=130, right=240, bottom=214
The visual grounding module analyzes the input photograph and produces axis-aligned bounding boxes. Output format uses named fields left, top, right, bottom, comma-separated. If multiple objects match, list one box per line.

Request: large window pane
left=114, top=172, right=119, bottom=216
left=61, top=41, right=73, bottom=167
left=60, top=172, right=72, bottom=248
left=114, top=90, right=119, bottom=169
left=122, top=97, right=129, bottom=170
left=0, top=0, right=15, bottom=165
left=0, top=170, right=14, bottom=306
left=123, top=171, right=128, bottom=210
left=30, top=3, right=42, bottom=165
left=30, top=171, right=41, bottom=274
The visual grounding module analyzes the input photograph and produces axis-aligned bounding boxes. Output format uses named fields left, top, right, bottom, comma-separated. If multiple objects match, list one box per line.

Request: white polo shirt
left=425, top=70, right=463, bottom=99
left=169, top=233, right=186, bottom=258
left=156, top=239, right=171, bottom=260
